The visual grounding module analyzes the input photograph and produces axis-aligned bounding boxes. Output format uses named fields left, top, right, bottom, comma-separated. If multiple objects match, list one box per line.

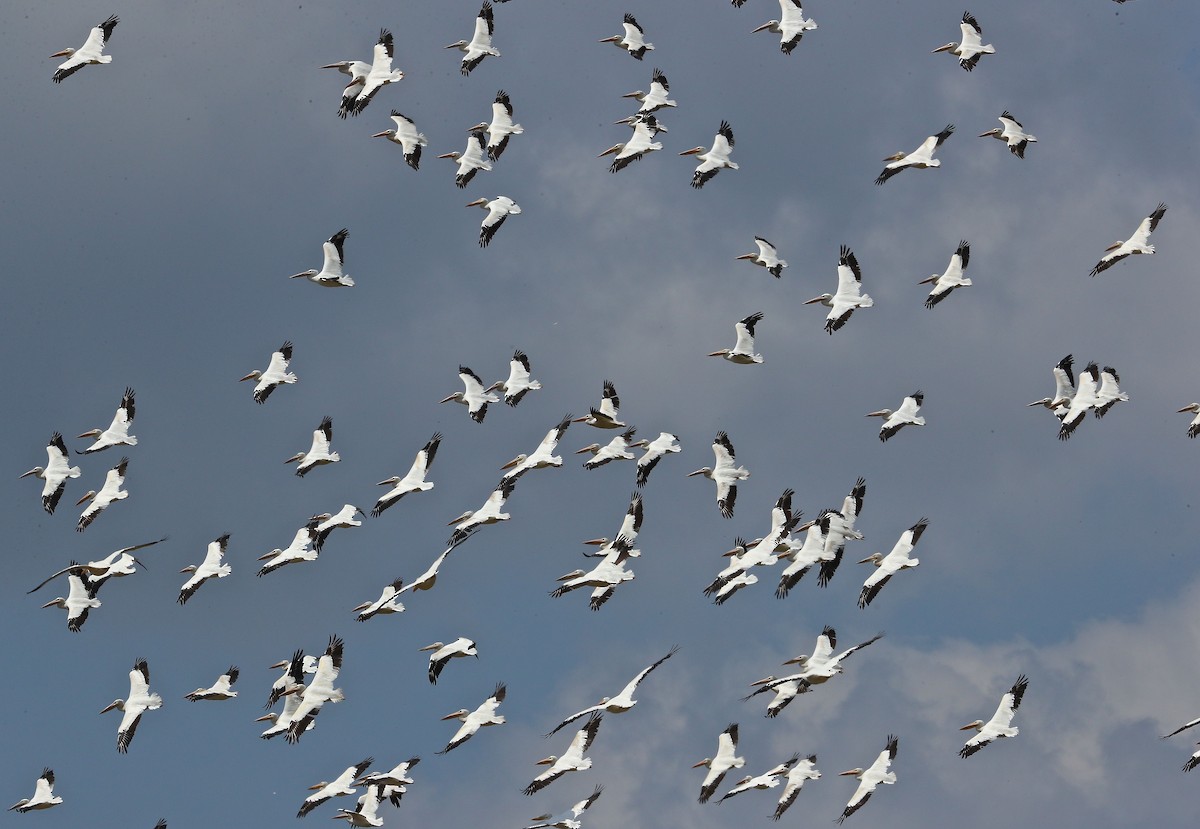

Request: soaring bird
left=354, top=757, right=420, bottom=796
left=447, top=479, right=516, bottom=549
left=736, top=237, right=788, bottom=278
left=875, top=124, right=954, bottom=184
left=447, top=2, right=500, bottom=76
left=526, top=785, right=604, bottom=829
left=76, top=456, right=129, bottom=532
left=20, top=432, right=81, bottom=514
left=547, top=646, right=678, bottom=735
left=819, top=478, right=868, bottom=587
left=599, top=113, right=667, bottom=173
left=920, top=241, right=971, bottom=308
left=776, top=627, right=884, bottom=687
left=440, top=130, right=492, bottom=188
left=600, top=14, right=654, bottom=59
left=321, top=58, right=370, bottom=119
left=622, top=68, right=676, bottom=113
left=240, top=342, right=297, bottom=404
left=78, top=387, right=137, bottom=453
left=373, top=433, right=441, bottom=516
left=1028, top=354, right=1075, bottom=418
left=858, top=519, right=928, bottom=608
left=551, top=534, right=637, bottom=603
left=332, top=784, right=385, bottom=828
left=525, top=713, right=602, bottom=795
left=751, top=0, right=817, bottom=54
left=352, top=577, right=406, bottom=621
left=866, top=392, right=926, bottom=442
left=709, top=312, right=764, bottom=364
left=694, top=723, right=745, bottom=803
left=837, top=736, right=898, bottom=823
left=931, top=12, right=995, bottom=71
left=40, top=572, right=101, bottom=632
left=680, top=121, right=738, bottom=188
left=472, top=90, right=524, bottom=160
left=420, top=638, right=478, bottom=684
left=488, top=350, right=542, bottom=406
left=184, top=666, right=239, bottom=701
left=467, top=195, right=521, bottom=247
left=960, top=674, right=1029, bottom=757
left=441, top=366, right=499, bottom=423
left=577, top=427, right=640, bottom=470
left=1177, top=403, right=1200, bottom=439
left=1094, top=367, right=1130, bottom=418
left=178, top=534, right=232, bottom=605
left=438, top=682, right=507, bottom=754
left=101, top=658, right=163, bottom=753
left=979, top=112, right=1037, bottom=158
left=286, top=635, right=346, bottom=744
left=574, top=380, right=625, bottom=429
left=718, top=754, right=800, bottom=803
left=297, top=758, right=374, bottom=818
left=256, top=518, right=322, bottom=577
left=501, top=415, right=571, bottom=482
left=804, top=246, right=873, bottom=333
left=1089, top=203, right=1167, bottom=276
left=352, top=30, right=403, bottom=115
left=312, top=505, right=365, bottom=551
left=1058, top=362, right=1100, bottom=440
left=688, top=432, right=750, bottom=519
left=285, top=417, right=340, bottom=476
left=51, top=15, right=118, bottom=83
left=635, top=432, right=681, bottom=488
left=772, top=755, right=821, bottom=820
left=290, top=228, right=353, bottom=287
left=372, top=111, right=428, bottom=170
left=9, top=769, right=62, bottom=813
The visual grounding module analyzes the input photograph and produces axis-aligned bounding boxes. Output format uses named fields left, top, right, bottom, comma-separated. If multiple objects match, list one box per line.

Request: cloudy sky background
left=3, top=0, right=1200, bottom=825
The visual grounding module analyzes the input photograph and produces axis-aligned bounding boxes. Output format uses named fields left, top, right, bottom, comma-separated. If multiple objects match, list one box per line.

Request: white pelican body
left=526, top=713, right=602, bottom=795
left=240, top=341, right=297, bottom=404
left=467, top=195, right=521, bottom=247
left=184, top=666, right=239, bottom=701
left=441, top=366, right=500, bottom=423
left=373, top=433, right=440, bottom=516
left=718, top=754, right=800, bottom=802
left=78, top=387, right=137, bottom=453
left=178, top=534, right=232, bottom=605
left=488, top=349, right=541, bottom=406
left=420, top=637, right=478, bottom=684
left=575, top=380, right=625, bottom=429
left=837, top=736, right=898, bottom=823
left=600, top=14, right=654, bottom=59
left=76, top=457, right=129, bottom=532
left=1178, top=403, right=1200, bottom=439
left=688, top=431, right=750, bottom=519
left=577, top=427, right=639, bottom=470
left=623, top=68, right=675, bottom=113
left=773, top=755, right=821, bottom=819
left=875, top=125, right=955, bottom=185
left=355, top=757, right=419, bottom=792
left=447, top=2, right=500, bottom=75
left=439, top=682, right=506, bottom=753
left=741, top=673, right=810, bottom=718
left=805, top=246, right=873, bottom=333
left=694, top=723, right=745, bottom=803
left=526, top=786, right=603, bottom=829
left=321, top=58, right=370, bottom=119
left=932, top=12, right=994, bottom=71
left=1090, top=203, right=1167, bottom=276
left=297, top=758, right=374, bottom=818
left=600, top=113, right=666, bottom=173
left=960, top=674, right=1028, bottom=757
left=41, top=573, right=101, bottom=632
left=680, top=120, right=738, bottom=188
left=551, top=535, right=637, bottom=599
left=440, top=130, right=492, bottom=189
left=313, top=505, right=364, bottom=551
left=353, top=577, right=406, bottom=621
left=502, top=415, right=571, bottom=482
left=736, top=237, right=788, bottom=278
left=9, top=769, right=62, bottom=812
left=353, top=30, right=403, bottom=115
left=333, top=785, right=384, bottom=828
left=866, top=391, right=926, bottom=442
left=20, top=432, right=81, bottom=514
left=1058, top=362, right=1100, bottom=440
left=101, top=659, right=163, bottom=753
left=1028, top=354, right=1075, bottom=418
left=980, top=111, right=1036, bottom=158
left=448, top=479, right=516, bottom=549
left=635, top=432, right=680, bottom=488
left=256, top=518, right=321, bottom=577
left=775, top=512, right=831, bottom=597
left=920, top=241, right=971, bottom=308
left=474, top=90, right=523, bottom=160
left=372, top=111, right=427, bottom=169
left=286, top=636, right=345, bottom=744
left=780, top=627, right=884, bottom=686
left=547, top=646, right=678, bottom=735
left=858, top=519, right=928, bottom=608
left=818, top=477, right=868, bottom=585
left=709, top=311, right=764, bottom=364
left=285, top=416, right=340, bottom=475
left=51, top=15, right=118, bottom=83
left=752, top=0, right=817, bottom=54
left=1094, top=367, right=1130, bottom=418
left=290, top=228, right=353, bottom=287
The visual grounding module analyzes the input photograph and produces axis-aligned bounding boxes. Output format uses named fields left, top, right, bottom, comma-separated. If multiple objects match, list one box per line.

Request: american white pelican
left=706, top=490, right=800, bottom=601
left=240, top=341, right=297, bottom=404
left=373, top=433, right=441, bottom=516
left=352, top=30, right=403, bottom=115
left=502, top=415, right=571, bottom=481
left=547, top=645, right=678, bottom=735
left=866, top=391, right=926, bottom=442
left=1090, top=203, right=1167, bottom=276
left=775, top=512, right=833, bottom=598
left=920, top=241, right=971, bottom=308
left=264, top=649, right=311, bottom=709
left=635, top=432, right=681, bottom=487
left=1028, top=354, right=1075, bottom=418
left=447, top=2, right=500, bottom=76
left=837, top=736, right=898, bottom=823
left=600, top=14, right=654, bottom=59
left=30, top=537, right=164, bottom=596
left=1094, top=367, right=1129, bottom=418
left=488, top=349, right=542, bottom=406
left=773, top=755, right=821, bottom=820
left=623, top=68, right=676, bottom=113
left=321, top=58, right=370, bottom=119
left=708, top=568, right=759, bottom=606
left=740, top=674, right=810, bottom=718
left=577, top=427, right=639, bottom=470
left=355, top=757, right=419, bottom=792
left=804, top=246, right=873, bottom=333
left=51, top=15, right=118, bottom=83
left=932, top=12, right=995, bottom=71
left=709, top=312, right=764, bottom=364
left=395, top=547, right=454, bottom=597
left=76, top=456, right=129, bottom=532
left=574, top=380, right=625, bottom=429
left=372, top=111, right=427, bottom=170
left=858, top=519, right=927, bottom=608
left=736, top=237, right=788, bottom=278
left=1058, top=362, right=1100, bottom=440
left=332, top=784, right=384, bottom=828
left=780, top=627, right=884, bottom=685
left=960, top=674, right=1028, bottom=757
left=525, top=713, right=602, bottom=796
left=286, top=635, right=346, bottom=744
left=447, top=479, right=516, bottom=549
left=297, top=758, right=374, bottom=818
left=1177, top=403, right=1200, bottom=439
left=751, top=0, right=817, bottom=54
left=875, top=124, right=954, bottom=185
left=290, top=228, right=353, bottom=287
left=551, top=534, right=637, bottom=600
left=688, top=431, right=750, bottom=519
left=581, top=491, right=644, bottom=555
left=20, top=432, right=81, bottom=514
left=78, top=387, right=137, bottom=453
left=352, top=577, right=406, bottom=621
left=819, top=477, right=868, bottom=587
left=599, top=113, right=666, bottom=173
left=184, top=666, right=239, bottom=701
left=421, top=637, right=478, bottom=684
left=440, top=131, right=492, bottom=189
left=441, top=366, right=499, bottom=423
left=313, top=505, right=365, bottom=550
left=101, top=658, right=163, bottom=753
left=680, top=120, right=738, bottom=188
left=467, top=195, right=521, bottom=247
left=695, top=723, right=746, bottom=803
left=256, top=518, right=321, bottom=577
left=285, top=416, right=340, bottom=476
left=41, top=572, right=101, bottom=632
left=9, top=769, right=62, bottom=813
left=979, top=111, right=1037, bottom=158
left=438, top=682, right=507, bottom=754
left=178, top=534, right=232, bottom=605
left=472, top=90, right=523, bottom=161
left=526, top=785, right=603, bottom=829
left=718, top=754, right=800, bottom=802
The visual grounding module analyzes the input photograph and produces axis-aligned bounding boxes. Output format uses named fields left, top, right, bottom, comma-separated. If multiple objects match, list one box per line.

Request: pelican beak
left=436, top=152, right=458, bottom=160
left=417, top=643, right=439, bottom=652
left=857, top=555, right=879, bottom=564
left=308, top=784, right=326, bottom=791
left=284, top=454, right=304, bottom=464
left=371, top=131, right=392, bottom=139
left=448, top=511, right=472, bottom=526
left=581, top=538, right=609, bottom=547
left=320, top=62, right=346, bottom=69
left=959, top=722, right=981, bottom=731
left=40, top=599, right=58, bottom=609
left=620, top=91, right=641, bottom=99
left=238, top=372, right=258, bottom=382
left=678, top=147, right=703, bottom=156
left=499, top=456, right=522, bottom=470
left=465, top=198, right=489, bottom=208
left=735, top=253, right=757, bottom=260
left=77, top=429, right=101, bottom=439
left=1105, top=242, right=1123, bottom=251
left=439, top=394, right=459, bottom=404
left=685, top=469, right=708, bottom=478
left=838, top=769, right=862, bottom=777
left=708, top=351, right=728, bottom=357
left=691, top=759, right=711, bottom=768
left=258, top=550, right=281, bottom=561
left=918, top=275, right=939, bottom=284
left=351, top=601, right=373, bottom=613
left=18, top=468, right=39, bottom=479
left=179, top=566, right=195, bottom=574
left=751, top=22, right=774, bottom=33
left=99, top=701, right=120, bottom=714
left=268, top=659, right=289, bottom=670
left=802, top=296, right=827, bottom=305
left=536, top=757, right=557, bottom=766
left=598, top=36, right=621, bottom=43
left=254, top=714, right=275, bottom=723
left=75, top=491, right=96, bottom=506
left=440, top=710, right=464, bottom=721
left=749, top=676, right=776, bottom=686
left=49, top=48, right=74, bottom=58
left=931, top=44, right=955, bottom=54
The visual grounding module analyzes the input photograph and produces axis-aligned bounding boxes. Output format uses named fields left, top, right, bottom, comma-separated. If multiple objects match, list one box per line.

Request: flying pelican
left=373, top=433, right=441, bottom=516
left=395, top=548, right=455, bottom=600
left=20, top=432, right=81, bottom=514
left=76, top=456, right=129, bottom=532
left=1090, top=203, right=1167, bottom=276
left=466, top=195, right=521, bottom=247
left=447, top=2, right=500, bottom=76
left=751, top=0, right=817, bottom=54
left=101, top=658, right=163, bottom=753
left=680, top=120, right=738, bottom=188
left=472, top=90, right=523, bottom=160
left=932, top=12, right=995, bottom=71
left=240, top=341, right=297, bottom=404
left=40, top=572, right=101, bottom=632
left=447, top=478, right=516, bottom=549
left=441, top=366, right=499, bottom=423
left=332, top=784, right=385, bottom=828
left=501, top=414, right=571, bottom=481
left=420, top=638, right=478, bottom=684
left=858, top=519, right=928, bottom=608
left=574, top=380, right=625, bottom=429
left=184, top=666, right=239, bottom=701
left=9, top=769, right=62, bottom=813
left=1094, top=367, right=1130, bottom=418
left=600, top=14, right=654, bottom=59
left=526, top=785, right=604, bottom=829
left=580, top=491, right=644, bottom=556
left=352, top=577, right=406, bottom=621
left=256, top=518, right=321, bottom=577
left=775, top=512, right=834, bottom=598
left=352, top=29, right=403, bottom=115
left=709, top=312, right=764, bottom=364
left=547, top=645, right=678, bottom=735
left=355, top=757, right=420, bottom=792
left=551, top=534, right=637, bottom=601
left=920, top=241, right=971, bottom=308
left=264, top=649, right=314, bottom=711
left=599, top=113, right=666, bottom=173
left=694, top=723, right=746, bottom=803
left=440, top=130, right=492, bottom=188
left=804, top=246, right=873, bottom=333
left=819, top=477, right=868, bottom=587
left=525, top=713, right=602, bottom=796
left=78, top=387, right=137, bottom=453
left=577, top=427, right=639, bottom=470
left=779, top=627, right=884, bottom=685
left=438, top=682, right=507, bottom=754
left=286, top=635, right=346, bottom=744
left=27, top=538, right=165, bottom=597
left=297, top=758, right=374, bottom=818
left=1058, top=362, right=1100, bottom=440
left=290, top=228, right=353, bottom=287
left=371, top=111, right=427, bottom=170
left=979, top=111, right=1036, bottom=158
left=178, top=534, right=232, bottom=605
left=488, top=350, right=542, bottom=406
left=740, top=673, right=810, bottom=718
left=718, top=754, right=800, bottom=803
left=1177, top=403, right=1200, bottom=439
left=706, top=490, right=800, bottom=598
left=960, top=674, right=1029, bottom=757
left=837, top=736, right=898, bottom=823
left=736, top=237, right=788, bottom=278
left=688, top=431, right=750, bottom=519
left=875, top=124, right=954, bottom=185
left=313, top=505, right=365, bottom=551
left=285, top=416, right=340, bottom=476
left=1028, top=354, right=1075, bottom=418
left=320, top=58, right=370, bottom=119
left=635, top=432, right=681, bottom=488
left=866, top=391, right=926, bottom=442
left=772, top=755, right=821, bottom=820
left=622, top=68, right=676, bottom=113
left=51, top=15, right=118, bottom=83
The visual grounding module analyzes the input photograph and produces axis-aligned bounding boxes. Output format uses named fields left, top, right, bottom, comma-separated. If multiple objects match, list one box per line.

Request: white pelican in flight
left=20, top=432, right=81, bottom=514
left=773, top=755, right=821, bottom=820
left=1094, top=367, right=1130, bottom=418
left=780, top=627, right=884, bottom=686
left=741, top=673, right=810, bottom=719
left=438, top=682, right=507, bottom=754
left=980, top=111, right=1037, bottom=158
left=472, top=90, right=523, bottom=161
left=290, top=228, right=353, bottom=287
left=805, top=246, right=873, bottom=334
left=623, top=68, right=676, bottom=113
left=1058, top=362, right=1100, bottom=441
left=40, top=572, right=101, bottom=632
left=526, top=785, right=603, bottom=829
left=920, top=241, right=971, bottom=308
left=525, top=713, right=602, bottom=796
left=29, top=537, right=165, bottom=596
left=297, top=758, right=374, bottom=818
left=332, top=784, right=384, bottom=828
left=447, top=2, right=500, bottom=76
left=101, top=658, right=163, bottom=753
left=355, top=757, right=419, bottom=794
left=777, top=512, right=837, bottom=597
left=9, top=769, right=62, bottom=813
left=488, top=349, right=542, bottom=406
left=256, top=518, right=321, bottom=577
left=373, top=433, right=441, bottom=516
left=501, top=414, right=571, bottom=481
left=1089, top=203, right=1167, bottom=276
left=321, top=58, right=370, bottom=119
left=1177, top=403, right=1200, bottom=439
left=286, top=635, right=345, bottom=744
left=78, top=387, right=137, bottom=453
left=467, top=195, right=521, bottom=247
left=875, top=124, right=954, bottom=185
left=635, top=432, right=680, bottom=488
left=932, top=12, right=994, bottom=71
left=440, top=130, right=492, bottom=189
left=285, top=416, right=340, bottom=476
left=600, top=113, right=666, bottom=173
left=600, top=14, right=654, bottom=60
left=184, top=666, right=239, bottom=701
left=736, top=237, right=788, bottom=278
left=448, top=478, right=516, bottom=549
left=51, top=15, right=118, bottom=83
left=709, top=312, right=764, bottom=364
left=264, top=649, right=313, bottom=710
left=76, top=456, right=129, bottom=532
left=577, top=427, right=639, bottom=470
left=694, top=723, right=745, bottom=803
left=960, top=674, right=1028, bottom=757
left=420, top=638, right=478, bottom=684
left=240, top=341, right=297, bottom=404
left=178, top=534, right=232, bottom=605
left=395, top=547, right=455, bottom=598
left=352, top=577, right=405, bottom=622
left=837, top=736, right=898, bottom=823
left=551, top=534, right=637, bottom=602
left=718, top=754, right=800, bottom=803
left=819, top=478, right=868, bottom=587
left=1028, top=354, right=1074, bottom=418
left=579, top=491, right=644, bottom=557
left=752, top=0, right=817, bottom=54
left=441, top=366, right=499, bottom=423
left=352, top=30, right=403, bottom=116
left=372, top=111, right=427, bottom=170
left=858, top=519, right=928, bottom=608
left=313, top=505, right=364, bottom=551
left=575, top=380, right=625, bottom=429
left=867, top=391, right=926, bottom=442
left=688, top=431, right=750, bottom=519
left=547, top=645, right=678, bottom=735
left=680, top=120, right=738, bottom=188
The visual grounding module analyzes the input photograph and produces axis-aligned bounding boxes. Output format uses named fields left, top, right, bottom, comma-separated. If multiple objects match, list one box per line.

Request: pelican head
left=444, top=39, right=470, bottom=51
left=40, top=597, right=66, bottom=610
left=557, top=569, right=586, bottom=581
left=1178, top=404, right=1200, bottom=414
left=289, top=269, right=319, bottom=280
left=931, top=42, right=959, bottom=54
left=74, top=490, right=97, bottom=506
left=441, top=708, right=470, bottom=721
left=839, top=767, right=865, bottom=777
left=465, top=198, right=490, bottom=209
left=692, top=757, right=714, bottom=769
left=708, top=349, right=733, bottom=358
left=238, top=369, right=263, bottom=382
left=49, top=47, right=76, bottom=59
left=864, top=409, right=894, bottom=419
left=99, top=698, right=125, bottom=715
left=418, top=642, right=445, bottom=652
left=883, top=151, right=909, bottom=162
left=751, top=20, right=781, bottom=34
left=597, top=144, right=624, bottom=159
left=536, top=755, right=559, bottom=766
left=447, top=510, right=474, bottom=526
left=803, top=293, right=833, bottom=306
left=257, top=549, right=284, bottom=561
left=284, top=453, right=306, bottom=465
left=371, top=129, right=396, bottom=139
left=678, top=146, right=706, bottom=156
left=254, top=712, right=279, bottom=724
left=468, top=122, right=489, bottom=133
left=575, top=444, right=601, bottom=455
left=376, top=476, right=403, bottom=486
left=858, top=552, right=885, bottom=565
left=750, top=675, right=778, bottom=687
left=19, top=466, right=45, bottom=479
left=77, top=428, right=103, bottom=439
left=979, top=128, right=1003, bottom=138
left=320, top=61, right=354, bottom=70
left=437, top=151, right=462, bottom=161
left=959, top=719, right=985, bottom=732
left=500, top=454, right=527, bottom=470
left=686, top=467, right=713, bottom=479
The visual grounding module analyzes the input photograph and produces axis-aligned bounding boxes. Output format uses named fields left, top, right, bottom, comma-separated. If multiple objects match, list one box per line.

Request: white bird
left=580, top=492, right=644, bottom=557
left=709, top=312, right=764, bottom=364
left=1058, top=362, right=1101, bottom=440
left=920, top=241, right=972, bottom=308
left=818, top=477, right=868, bottom=587
left=373, top=433, right=441, bottom=516
left=526, top=785, right=604, bottom=829
left=837, top=736, right=898, bottom=823
left=501, top=415, right=571, bottom=482
left=312, top=505, right=365, bottom=551
left=599, top=113, right=667, bottom=173
left=804, top=246, right=873, bottom=333
left=438, top=682, right=507, bottom=754
left=447, top=478, right=516, bottom=549
left=420, top=638, right=478, bottom=684
left=875, top=124, right=955, bottom=184
left=574, top=380, right=625, bottom=429
left=51, top=15, right=118, bottom=83
left=332, top=784, right=385, bottom=828
left=184, top=666, right=239, bottom=701
left=778, top=627, right=884, bottom=686
left=440, top=130, right=492, bottom=189
left=371, top=111, right=428, bottom=170
left=40, top=572, right=101, bottom=632
left=297, top=757, right=374, bottom=818
left=705, top=489, right=800, bottom=601
left=740, top=673, right=810, bottom=718
left=622, top=68, right=676, bottom=113
left=286, top=635, right=346, bottom=744
left=1094, top=367, right=1130, bottom=418
left=525, top=713, right=602, bottom=796
left=320, top=58, right=370, bottom=119
left=472, top=90, right=523, bottom=161
left=772, top=755, right=821, bottom=820
left=932, top=11, right=994, bottom=70
left=285, top=416, right=340, bottom=476
left=635, top=432, right=681, bottom=488
left=688, top=431, right=750, bottom=519
left=858, top=519, right=928, bottom=608
left=1028, top=354, right=1075, bottom=418
left=736, top=237, right=788, bottom=278
left=78, top=387, right=137, bottom=453
left=866, top=391, right=926, bottom=442
left=547, top=646, right=679, bottom=735
left=447, top=2, right=500, bottom=76
left=290, top=228, right=353, bottom=287
left=1090, top=203, right=1167, bottom=276
left=488, top=350, right=542, bottom=406
left=240, top=341, right=297, bottom=404
left=718, top=754, right=800, bottom=802
left=775, top=511, right=834, bottom=597
left=751, top=0, right=817, bottom=54
left=577, top=427, right=639, bottom=470
left=960, top=674, right=1029, bottom=757
left=441, top=366, right=499, bottom=424
left=600, top=14, right=654, bottom=59
left=264, top=649, right=315, bottom=711
left=694, top=723, right=746, bottom=803
left=20, top=432, right=81, bottom=514
left=1177, top=403, right=1200, bottom=439
left=354, top=757, right=420, bottom=793
left=30, top=538, right=162, bottom=591
left=352, top=29, right=403, bottom=115
left=9, top=768, right=62, bottom=813
left=75, top=456, right=129, bottom=532
left=178, top=534, right=232, bottom=605
left=466, top=195, right=521, bottom=247
left=680, top=120, right=738, bottom=188
left=979, top=111, right=1037, bottom=158
left=551, top=534, right=637, bottom=602
left=395, top=547, right=455, bottom=598
left=256, top=518, right=322, bottom=577
left=352, top=577, right=406, bottom=622
left=100, top=658, right=163, bottom=753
